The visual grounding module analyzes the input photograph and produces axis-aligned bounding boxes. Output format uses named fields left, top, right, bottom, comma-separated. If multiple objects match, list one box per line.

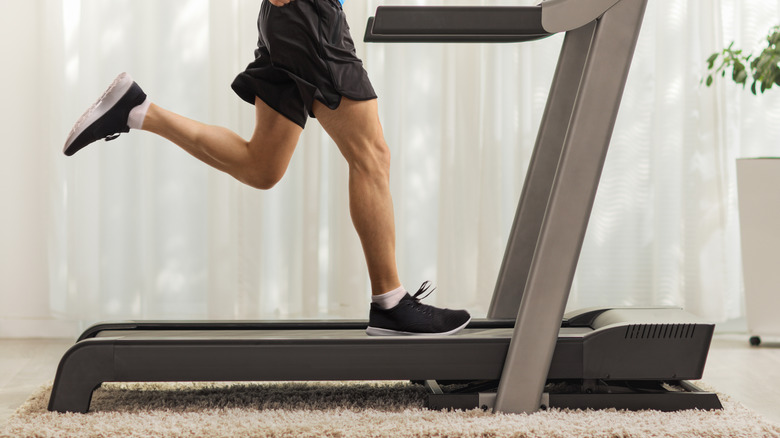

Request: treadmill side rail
left=77, top=320, right=374, bottom=342
left=77, top=319, right=515, bottom=342
left=48, top=333, right=510, bottom=413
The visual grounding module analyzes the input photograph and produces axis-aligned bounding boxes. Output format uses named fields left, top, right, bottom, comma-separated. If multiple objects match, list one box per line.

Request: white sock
left=372, top=286, right=407, bottom=310
left=127, top=97, right=151, bottom=130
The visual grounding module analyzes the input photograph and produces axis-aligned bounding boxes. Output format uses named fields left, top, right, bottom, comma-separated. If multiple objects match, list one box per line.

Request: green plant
left=705, top=25, right=780, bottom=94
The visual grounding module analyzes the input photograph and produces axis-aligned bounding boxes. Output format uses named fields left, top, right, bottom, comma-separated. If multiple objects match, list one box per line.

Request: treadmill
left=48, top=0, right=723, bottom=415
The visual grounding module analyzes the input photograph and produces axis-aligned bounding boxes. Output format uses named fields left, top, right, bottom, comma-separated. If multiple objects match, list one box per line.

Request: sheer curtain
left=2, top=0, right=779, bottom=337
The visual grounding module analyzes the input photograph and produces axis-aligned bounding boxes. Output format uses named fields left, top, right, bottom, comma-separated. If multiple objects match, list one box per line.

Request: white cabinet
left=737, top=158, right=780, bottom=346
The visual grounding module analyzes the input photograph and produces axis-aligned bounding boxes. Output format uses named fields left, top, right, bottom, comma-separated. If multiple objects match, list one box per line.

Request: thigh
left=312, top=98, right=385, bottom=161
left=247, top=96, right=304, bottom=175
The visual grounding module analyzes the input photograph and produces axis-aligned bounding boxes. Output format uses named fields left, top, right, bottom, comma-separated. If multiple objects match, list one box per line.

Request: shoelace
left=409, top=282, right=437, bottom=317
left=412, top=281, right=436, bottom=302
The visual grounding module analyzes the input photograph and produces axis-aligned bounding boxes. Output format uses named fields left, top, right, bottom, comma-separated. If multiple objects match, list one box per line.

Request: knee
left=238, top=166, right=285, bottom=191
left=348, top=138, right=391, bottom=179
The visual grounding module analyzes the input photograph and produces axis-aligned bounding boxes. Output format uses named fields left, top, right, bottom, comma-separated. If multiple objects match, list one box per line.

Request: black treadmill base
left=49, top=311, right=717, bottom=413
left=427, top=380, right=723, bottom=412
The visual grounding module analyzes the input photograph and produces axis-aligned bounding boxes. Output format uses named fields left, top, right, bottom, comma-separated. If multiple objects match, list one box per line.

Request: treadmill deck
left=93, top=327, right=586, bottom=341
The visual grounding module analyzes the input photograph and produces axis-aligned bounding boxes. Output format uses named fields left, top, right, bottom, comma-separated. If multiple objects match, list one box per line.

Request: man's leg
left=142, top=97, right=303, bottom=190
left=314, top=97, right=471, bottom=336
left=64, top=74, right=302, bottom=189
left=312, top=98, right=401, bottom=296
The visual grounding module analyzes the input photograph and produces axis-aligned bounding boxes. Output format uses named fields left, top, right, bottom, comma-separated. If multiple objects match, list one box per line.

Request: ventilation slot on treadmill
left=624, top=323, right=696, bottom=339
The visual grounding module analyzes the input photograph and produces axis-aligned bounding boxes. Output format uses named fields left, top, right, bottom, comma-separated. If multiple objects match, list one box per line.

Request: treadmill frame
left=49, top=0, right=722, bottom=415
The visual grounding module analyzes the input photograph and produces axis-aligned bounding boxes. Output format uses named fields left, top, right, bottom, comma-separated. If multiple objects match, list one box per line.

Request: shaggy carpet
left=2, top=381, right=779, bottom=437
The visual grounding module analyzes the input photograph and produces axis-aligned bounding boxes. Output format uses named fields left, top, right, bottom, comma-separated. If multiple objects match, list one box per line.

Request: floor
left=1, top=334, right=779, bottom=428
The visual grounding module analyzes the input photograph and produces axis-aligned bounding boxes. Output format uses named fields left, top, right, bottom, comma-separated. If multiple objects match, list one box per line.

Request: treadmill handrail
left=365, top=6, right=552, bottom=44
left=364, top=1, right=631, bottom=43
left=373, top=6, right=546, bottom=35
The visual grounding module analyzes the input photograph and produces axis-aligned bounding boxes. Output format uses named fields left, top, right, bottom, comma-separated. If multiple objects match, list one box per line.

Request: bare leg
left=142, top=97, right=303, bottom=189
left=312, top=98, right=401, bottom=296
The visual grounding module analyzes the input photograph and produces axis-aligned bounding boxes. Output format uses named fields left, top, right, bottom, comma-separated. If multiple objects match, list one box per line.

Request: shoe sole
left=63, top=72, right=135, bottom=156
left=365, top=317, right=472, bottom=337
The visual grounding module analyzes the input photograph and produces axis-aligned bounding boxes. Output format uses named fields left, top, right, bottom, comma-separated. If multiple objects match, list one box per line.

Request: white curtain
left=2, top=0, right=780, bottom=337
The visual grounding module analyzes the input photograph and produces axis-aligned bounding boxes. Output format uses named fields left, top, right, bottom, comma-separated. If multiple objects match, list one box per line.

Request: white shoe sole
left=365, top=317, right=472, bottom=337
left=63, top=72, right=135, bottom=154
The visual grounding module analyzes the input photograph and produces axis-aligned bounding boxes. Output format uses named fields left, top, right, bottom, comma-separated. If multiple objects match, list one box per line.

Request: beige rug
left=2, top=381, right=779, bottom=438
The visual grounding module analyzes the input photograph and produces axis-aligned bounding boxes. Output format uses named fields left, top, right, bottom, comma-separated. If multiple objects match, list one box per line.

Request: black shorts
left=231, top=0, right=377, bottom=128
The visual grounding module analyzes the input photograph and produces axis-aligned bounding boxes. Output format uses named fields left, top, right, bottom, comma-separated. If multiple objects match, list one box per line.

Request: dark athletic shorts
left=231, top=0, right=377, bottom=128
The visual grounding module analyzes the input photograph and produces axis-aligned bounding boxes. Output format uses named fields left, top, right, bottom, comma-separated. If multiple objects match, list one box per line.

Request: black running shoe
left=63, top=73, right=147, bottom=156
left=366, top=282, right=471, bottom=336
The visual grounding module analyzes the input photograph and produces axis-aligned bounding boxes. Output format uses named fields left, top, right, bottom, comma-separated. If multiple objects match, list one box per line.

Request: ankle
left=372, top=286, right=406, bottom=310
left=127, top=98, right=152, bottom=130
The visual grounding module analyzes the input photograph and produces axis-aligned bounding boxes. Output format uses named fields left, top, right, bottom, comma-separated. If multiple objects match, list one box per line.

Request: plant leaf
left=707, top=53, right=719, bottom=69
left=769, top=29, right=780, bottom=46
